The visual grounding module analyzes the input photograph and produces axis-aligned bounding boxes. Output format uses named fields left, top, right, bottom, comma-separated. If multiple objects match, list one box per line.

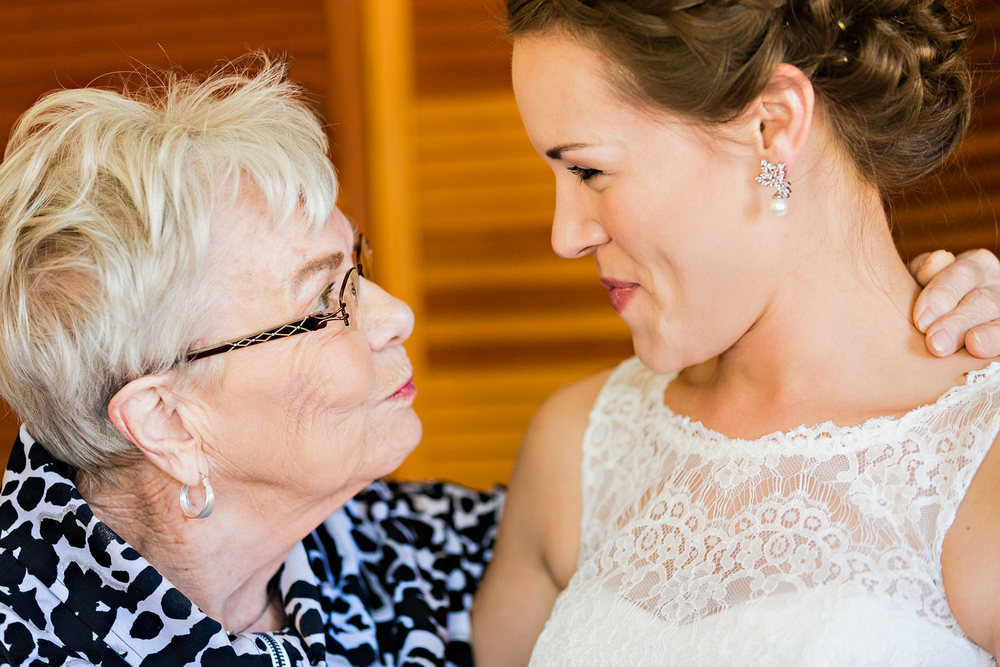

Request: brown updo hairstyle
left=506, top=0, right=973, bottom=193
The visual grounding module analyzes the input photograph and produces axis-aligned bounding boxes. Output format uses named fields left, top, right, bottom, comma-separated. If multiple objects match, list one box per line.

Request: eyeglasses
left=184, top=235, right=372, bottom=362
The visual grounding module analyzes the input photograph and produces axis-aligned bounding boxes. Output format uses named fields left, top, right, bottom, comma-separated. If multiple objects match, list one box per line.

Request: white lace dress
left=530, top=358, right=1000, bottom=666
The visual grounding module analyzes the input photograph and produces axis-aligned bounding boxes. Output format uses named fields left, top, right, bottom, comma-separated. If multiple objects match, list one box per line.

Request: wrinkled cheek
left=281, top=349, right=375, bottom=438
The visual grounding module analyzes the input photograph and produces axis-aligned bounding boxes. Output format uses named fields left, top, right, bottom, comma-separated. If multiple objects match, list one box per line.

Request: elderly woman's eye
left=568, top=165, right=602, bottom=182
left=315, top=281, right=337, bottom=312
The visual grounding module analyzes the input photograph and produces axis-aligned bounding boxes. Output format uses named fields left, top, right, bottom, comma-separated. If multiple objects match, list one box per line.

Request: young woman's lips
left=389, top=377, right=416, bottom=400
left=600, top=277, right=639, bottom=313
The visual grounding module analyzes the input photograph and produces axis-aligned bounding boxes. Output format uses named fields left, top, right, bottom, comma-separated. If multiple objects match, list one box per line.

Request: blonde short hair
left=0, top=55, right=338, bottom=475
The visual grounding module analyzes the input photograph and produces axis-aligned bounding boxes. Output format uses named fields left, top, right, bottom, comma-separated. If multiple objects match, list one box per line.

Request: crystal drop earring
left=754, top=159, right=791, bottom=216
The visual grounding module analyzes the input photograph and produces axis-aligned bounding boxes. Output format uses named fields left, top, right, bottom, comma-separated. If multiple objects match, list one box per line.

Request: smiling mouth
left=600, top=278, right=639, bottom=313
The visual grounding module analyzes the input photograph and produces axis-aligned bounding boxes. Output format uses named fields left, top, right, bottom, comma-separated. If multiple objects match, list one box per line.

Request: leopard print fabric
left=0, top=429, right=503, bottom=666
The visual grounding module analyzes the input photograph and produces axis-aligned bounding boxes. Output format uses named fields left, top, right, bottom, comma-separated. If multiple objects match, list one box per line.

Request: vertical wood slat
left=361, top=1, right=431, bottom=480
left=325, top=0, right=370, bottom=228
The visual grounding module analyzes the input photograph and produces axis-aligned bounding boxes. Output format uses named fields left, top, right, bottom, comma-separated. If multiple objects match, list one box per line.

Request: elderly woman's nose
left=362, top=280, right=415, bottom=350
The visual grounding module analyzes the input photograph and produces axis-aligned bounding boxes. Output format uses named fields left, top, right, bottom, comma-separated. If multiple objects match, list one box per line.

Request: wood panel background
left=0, top=1, right=997, bottom=491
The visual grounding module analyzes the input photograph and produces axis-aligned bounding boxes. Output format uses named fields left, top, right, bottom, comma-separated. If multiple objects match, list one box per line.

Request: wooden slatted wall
left=402, top=0, right=1000, bottom=489
left=0, top=0, right=330, bottom=148
left=402, top=0, right=632, bottom=487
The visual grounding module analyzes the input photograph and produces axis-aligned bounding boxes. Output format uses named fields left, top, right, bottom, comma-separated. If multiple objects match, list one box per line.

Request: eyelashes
left=568, top=165, right=602, bottom=182
left=314, top=280, right=337, bottom=313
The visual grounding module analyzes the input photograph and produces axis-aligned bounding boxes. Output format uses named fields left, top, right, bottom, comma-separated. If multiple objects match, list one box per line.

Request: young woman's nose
left=550, top=184, right=610, bottom=259
left=361, top=279, right=415, bottom=351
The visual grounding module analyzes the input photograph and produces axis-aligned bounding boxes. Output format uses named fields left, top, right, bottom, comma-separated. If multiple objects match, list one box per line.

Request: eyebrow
left=290, top=251, right=344, bottom=295
left=545, top=143, right=589, bottom=160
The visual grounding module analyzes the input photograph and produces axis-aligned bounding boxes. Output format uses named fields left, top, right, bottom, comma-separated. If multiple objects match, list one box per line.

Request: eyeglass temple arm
left=183, top=311, right=347, bottom=362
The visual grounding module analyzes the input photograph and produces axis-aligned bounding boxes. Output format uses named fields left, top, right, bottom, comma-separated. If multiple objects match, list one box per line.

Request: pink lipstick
left=389, top=378, right=416, bottom=400
left=600, top=277, right=639, bottom=313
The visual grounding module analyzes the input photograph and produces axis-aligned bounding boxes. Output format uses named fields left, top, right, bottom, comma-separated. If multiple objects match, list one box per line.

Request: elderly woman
left=0, top=59, right=501, bottom=666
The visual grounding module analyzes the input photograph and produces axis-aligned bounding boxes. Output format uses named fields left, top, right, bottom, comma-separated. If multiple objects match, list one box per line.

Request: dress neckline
left=620, top=358, right=1000, bottom=453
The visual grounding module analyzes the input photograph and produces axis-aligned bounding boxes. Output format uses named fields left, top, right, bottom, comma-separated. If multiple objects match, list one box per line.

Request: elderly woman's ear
left=108, top=374, right=206, bottom=487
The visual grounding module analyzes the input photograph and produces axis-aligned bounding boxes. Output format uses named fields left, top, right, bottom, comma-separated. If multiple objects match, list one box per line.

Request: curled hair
left=0, top=54, right=338, bottom=476
left=506, top=0, right=974, bottom=192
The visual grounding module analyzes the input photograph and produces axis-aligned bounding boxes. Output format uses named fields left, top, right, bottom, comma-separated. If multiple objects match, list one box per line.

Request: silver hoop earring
left=755, top=159, right=792, bottom=216
left=179, top=473, right=214, bottom=519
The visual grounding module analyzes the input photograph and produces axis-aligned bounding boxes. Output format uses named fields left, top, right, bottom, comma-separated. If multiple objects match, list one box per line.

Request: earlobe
left=755, top=63, right=815, bottom=172
left=108, top=375, right=204, bottom=486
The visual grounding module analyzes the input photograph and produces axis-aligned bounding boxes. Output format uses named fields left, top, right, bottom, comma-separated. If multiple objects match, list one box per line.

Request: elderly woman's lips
left=389, top=378, right=416, bottom=400
left=600, top=277, right=639, bottom=313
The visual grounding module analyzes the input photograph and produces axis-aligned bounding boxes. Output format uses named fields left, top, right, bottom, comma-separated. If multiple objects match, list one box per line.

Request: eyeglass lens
left=339, top=267, right=361, bottom=329
left=356, top=235, right=373, bottom=282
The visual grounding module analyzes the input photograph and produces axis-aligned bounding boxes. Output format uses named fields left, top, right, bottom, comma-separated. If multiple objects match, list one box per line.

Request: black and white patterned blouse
left=0, top=429, right=503, bottom=666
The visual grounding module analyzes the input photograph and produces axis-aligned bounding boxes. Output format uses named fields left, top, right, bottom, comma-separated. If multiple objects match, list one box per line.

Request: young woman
left=475, top=1, right=1000, bottom=664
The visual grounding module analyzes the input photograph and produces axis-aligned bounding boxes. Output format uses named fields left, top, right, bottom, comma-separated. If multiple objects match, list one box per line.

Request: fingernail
left=929, top=330, right=948, bottom=354
left=916, top=308, right=937, bottom=333
left=970, top=329, right=986, bottom=352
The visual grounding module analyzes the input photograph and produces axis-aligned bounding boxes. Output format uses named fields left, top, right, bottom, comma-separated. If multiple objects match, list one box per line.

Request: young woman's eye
left=568, top=165, right=602, bottom=183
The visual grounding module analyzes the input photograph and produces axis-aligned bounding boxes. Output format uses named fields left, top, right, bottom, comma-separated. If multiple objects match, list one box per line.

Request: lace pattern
left=530, top=358, right=1000, bottom=666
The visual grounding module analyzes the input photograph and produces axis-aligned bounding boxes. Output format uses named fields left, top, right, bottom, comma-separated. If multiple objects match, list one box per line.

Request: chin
left=377, top=410, right=423, bottom=476
left=631, top=330, right=687, bottom=376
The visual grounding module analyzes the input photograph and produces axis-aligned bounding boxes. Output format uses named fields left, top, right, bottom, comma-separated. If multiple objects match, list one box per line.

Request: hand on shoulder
left=912, top=249, right=1000, bottom=358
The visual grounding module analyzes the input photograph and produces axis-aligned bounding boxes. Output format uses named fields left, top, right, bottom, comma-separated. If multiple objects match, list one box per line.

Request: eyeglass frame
left=183, top=235, right=371, bottom=362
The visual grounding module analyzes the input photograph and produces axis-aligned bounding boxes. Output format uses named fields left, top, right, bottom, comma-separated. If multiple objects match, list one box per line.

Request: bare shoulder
left=942, top=425, right=1000, bottom=659
left=472, top=366, right=614, bottom=666
left=525, top=367, right=614, bottom=471
left=519, top=366, right=613, bottom=583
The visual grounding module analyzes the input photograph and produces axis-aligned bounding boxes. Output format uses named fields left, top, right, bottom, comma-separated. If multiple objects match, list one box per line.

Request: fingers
left=966, top=322, right=1000, bottom=359
left=924, top=287, right=1000, bottom=357
left=912, top=249, right=995, bottom=333
left=909, top=249, right=956, bottom=287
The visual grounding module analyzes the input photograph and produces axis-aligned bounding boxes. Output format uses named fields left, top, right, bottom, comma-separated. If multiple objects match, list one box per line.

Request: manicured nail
left=929, top=330, right=948, bottom=354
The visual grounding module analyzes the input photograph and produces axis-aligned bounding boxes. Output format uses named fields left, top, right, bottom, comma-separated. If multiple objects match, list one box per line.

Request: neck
left=720, top=190, right=916, bottom=381
left=80, top=462, right=347, bottom=635
left=666, top=174, right=986, bottom=437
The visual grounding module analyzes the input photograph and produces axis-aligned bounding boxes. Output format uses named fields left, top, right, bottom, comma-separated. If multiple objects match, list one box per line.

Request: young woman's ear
left=108, top=374, right=205, bottom=486
left=753, top=63, right=815, bottom=172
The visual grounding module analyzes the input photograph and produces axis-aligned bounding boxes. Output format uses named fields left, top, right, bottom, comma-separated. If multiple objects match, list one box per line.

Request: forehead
left=512, top=35, right=674, bottom=145
left=512, top=33, right=737, bottom=161
left=209, top=192, right=353, bottom=286
left=512, top=34, right=615, bottom=119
